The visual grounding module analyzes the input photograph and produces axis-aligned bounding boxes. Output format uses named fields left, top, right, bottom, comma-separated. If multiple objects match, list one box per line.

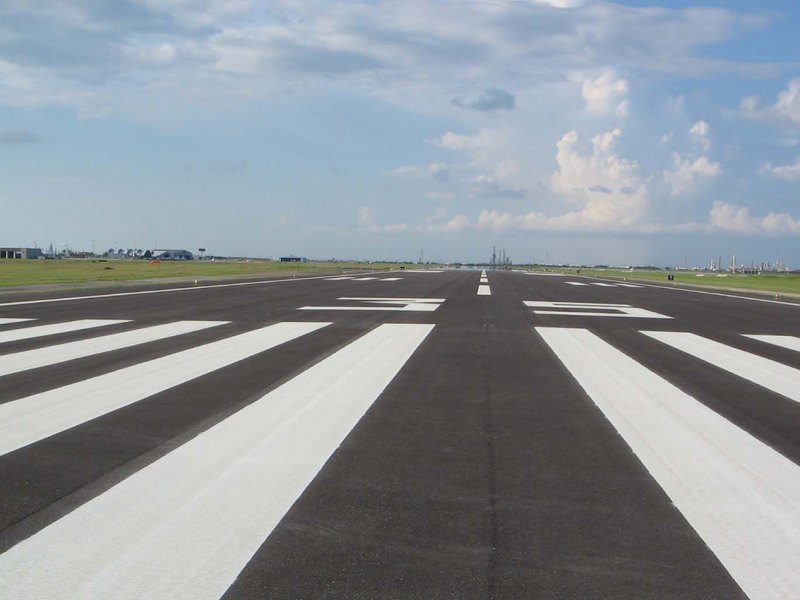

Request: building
left=153, top=249, right=194, bottom=261
left=279, top=256, right=307, bottom=263
left=0, top=247, right=43, bottom=259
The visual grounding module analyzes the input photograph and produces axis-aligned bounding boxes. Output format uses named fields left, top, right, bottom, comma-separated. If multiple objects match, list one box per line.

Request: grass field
left=0, top=259, right=401, bottom=289
left=532, top=267, right=800, bottom=296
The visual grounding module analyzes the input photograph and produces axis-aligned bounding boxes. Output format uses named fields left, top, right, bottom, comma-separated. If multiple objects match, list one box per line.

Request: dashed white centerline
left=477, top=285, right=491, bottom=296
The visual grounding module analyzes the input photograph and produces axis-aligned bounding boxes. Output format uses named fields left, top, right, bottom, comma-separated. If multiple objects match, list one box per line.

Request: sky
left=1, top=0, right=799, bottom=266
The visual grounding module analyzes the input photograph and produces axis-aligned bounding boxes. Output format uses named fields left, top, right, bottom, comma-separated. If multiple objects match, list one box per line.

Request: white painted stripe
left=0, top=321, right=226, bottom=378
left=0, top=323, right=432, bottom=600
left=0, top=273, right=353, bottom=308
left=565, top=282, right=588, bottom=286
left=352, top=277, right=378, bottom=281
left=617, top=283, right=643, bottom=288
left=381, top=278, right=403, bottom=281
left=477, top=285, right=491, bottom=296
left=480, top=278, right=488, bottom=283
left=644, top=331, right=800, bottom=403
left=745, top=334, right=800, bottom=353
left=591, top=282, right=616, bottom=287
left=0, top=319, right=127, bottom=345
left=524, top=301, right=671, bottom=319
left=0, top=318, right=34, bottom=326
left=0, top=321, right=328, bottom=456
left=536, top=326, right=800, bottom=600
left=324, top=276, right=355, bottom=280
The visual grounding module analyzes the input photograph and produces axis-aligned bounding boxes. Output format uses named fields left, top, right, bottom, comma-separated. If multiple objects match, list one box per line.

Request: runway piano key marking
left=0, top=318, right=35, bottom=326
left=0, top=321, right=329, bottom=457
left=0, top=323, right=433, bottom=600
left=299, top=297, right=445, bottom=312
left=536, top=326, right=800, bottom=600
left=524, top=301, right=671, bottom=319
left=744, top=334, right=800, bottom=353
left=0, top=320, right=227, bottom=378
left=643, top=331, right=800, bottom=403
left=0, top=319, right=128, bottom=345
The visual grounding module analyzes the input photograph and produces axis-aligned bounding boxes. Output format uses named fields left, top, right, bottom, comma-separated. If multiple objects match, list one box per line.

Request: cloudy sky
left=1, top=0, right=799, bottom=266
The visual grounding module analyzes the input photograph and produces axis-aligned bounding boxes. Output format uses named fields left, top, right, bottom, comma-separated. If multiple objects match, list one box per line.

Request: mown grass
left=0, top=259, right=402, bottom=289
left=531, top=267, right=800, bottom=295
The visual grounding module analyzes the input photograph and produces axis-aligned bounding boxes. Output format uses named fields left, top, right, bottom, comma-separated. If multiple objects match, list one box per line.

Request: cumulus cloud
left=689, top=120, right=711, bottom=150
left=581, top=70, right=629, bottom=117
left=663, top=154, right=721, bottom=195
left=475, top=128, right=648, bottom=233
left=763, top=157, right=800, bottom=180
left=740, top=79, right=800, bottom=124
left=550, top=128, right=647, bottom=226
left=452, top=88, right=516, bottom=112
left=0, top=130, right=41, bottom=144
left=708, top=201, right=800, bottom=235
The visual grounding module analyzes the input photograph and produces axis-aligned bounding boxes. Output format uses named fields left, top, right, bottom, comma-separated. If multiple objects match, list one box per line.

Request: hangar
left=0, top=247, right=43, bottom=259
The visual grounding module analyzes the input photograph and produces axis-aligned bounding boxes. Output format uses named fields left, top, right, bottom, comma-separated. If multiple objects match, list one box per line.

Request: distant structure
left=153, top=249, right=193, bottom=261
left=279, top=256, right=306, bottom=263
left=0, top=247, right=43, bottom=259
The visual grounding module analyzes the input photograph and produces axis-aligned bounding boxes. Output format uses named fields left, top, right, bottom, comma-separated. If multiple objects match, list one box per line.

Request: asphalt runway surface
left=0, top=269, right=798, bottom=599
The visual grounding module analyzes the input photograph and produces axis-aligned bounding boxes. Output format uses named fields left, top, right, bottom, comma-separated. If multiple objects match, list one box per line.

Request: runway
left=0, top=269, right=798, bottom=599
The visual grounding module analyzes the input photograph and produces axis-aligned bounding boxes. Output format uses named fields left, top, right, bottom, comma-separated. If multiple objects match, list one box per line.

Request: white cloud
left=384, top=162, right=450, bottom=182
left=357, top=206, right=376, bottom=226
left=663, top=154, right=721, bottom=195
left=689, top=120, right=711, bottom=151
left=740, top=79, right=800, bottom=124
left=763, top=157, right=800, bottom=180
left=581, top=70, right=629, bottom=117
left=550, top=129, right=647, bottom=227
left=708, top=201, right=800, bottom=235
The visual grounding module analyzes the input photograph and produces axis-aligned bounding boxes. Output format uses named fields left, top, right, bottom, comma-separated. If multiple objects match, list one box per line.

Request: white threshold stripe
left=0, top=321, right=226, bottom=378
left=477, top=285, right=491, bottom=296
left=644, top=331, right=800, bottom=403
left=591, top=282, right=615, bottom=287
left=0, top=319, right=127, bottom=345
left=0, top=323, right=433, bottom=600
left=745, top=334, right=800, bottom=353
left=0, top=318, right=34, bottom=326
left=536, top=327, right=800, bottom=600
left=0, top=321, right=328, bottom=457
left=565, top=282, right=588, bottom=286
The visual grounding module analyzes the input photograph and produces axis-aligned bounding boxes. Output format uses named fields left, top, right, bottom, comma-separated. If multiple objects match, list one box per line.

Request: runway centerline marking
left=536, top=326, right=800, bottom=600
left=299, top=297, right=444, bottom=312
left=477, top=285, right=491, bottom=296
left=0, top=320, right=226, bottom=378
left=644, top=331, right=800, bottom=402
left=0, top=321, right=329, bottom=457
left=524, top=301, right=671, bottom=319
left=0, top=323, right=433, bottom=600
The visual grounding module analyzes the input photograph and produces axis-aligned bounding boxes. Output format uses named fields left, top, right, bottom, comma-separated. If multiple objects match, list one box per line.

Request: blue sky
left=1, top=0, right=799, bottom=266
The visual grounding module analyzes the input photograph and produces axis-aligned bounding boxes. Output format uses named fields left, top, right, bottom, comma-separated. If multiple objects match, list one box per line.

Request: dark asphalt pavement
left=0, top=269, right=798, bottom=599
